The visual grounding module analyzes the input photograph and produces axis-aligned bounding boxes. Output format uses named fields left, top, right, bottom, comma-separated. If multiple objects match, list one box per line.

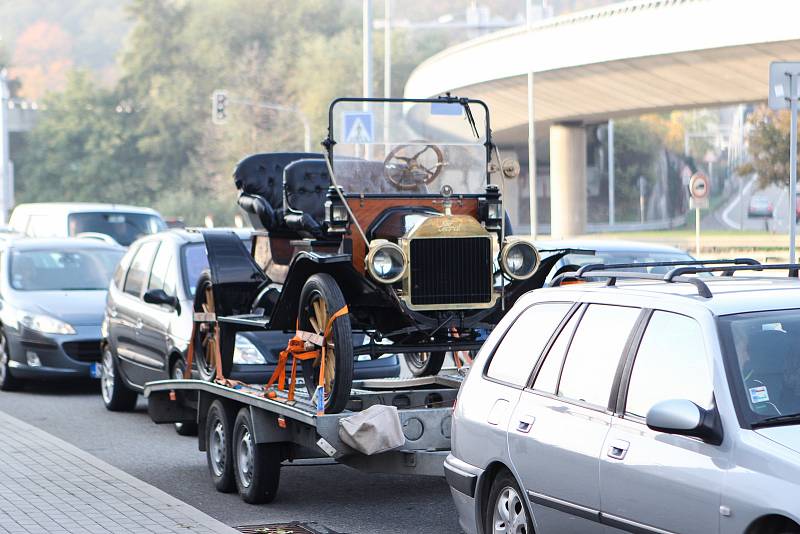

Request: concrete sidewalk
left=0, top=410, right=239, bottom=534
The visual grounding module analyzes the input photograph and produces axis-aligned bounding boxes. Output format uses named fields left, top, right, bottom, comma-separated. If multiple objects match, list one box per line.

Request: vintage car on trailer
left=192, top=96, right=568, bottom=414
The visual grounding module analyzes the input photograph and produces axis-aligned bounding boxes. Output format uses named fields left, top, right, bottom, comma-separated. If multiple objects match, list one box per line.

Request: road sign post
left=689, top=172, right=710, bottom=257
left=769, top=62, right=800, bottom=263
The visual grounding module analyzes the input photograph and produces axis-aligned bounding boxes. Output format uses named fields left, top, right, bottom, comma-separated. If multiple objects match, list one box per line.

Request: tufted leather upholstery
left=283, top=159, right=331, bottom=236
left=233, top=153, right=323, bottom=230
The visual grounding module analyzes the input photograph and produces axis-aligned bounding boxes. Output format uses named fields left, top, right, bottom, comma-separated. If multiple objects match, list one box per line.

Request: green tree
left=16, top=71, right=153, bottom=204
left=613, top=118, right=664, bottom=221
left=738, top=105, right=799, bottom=189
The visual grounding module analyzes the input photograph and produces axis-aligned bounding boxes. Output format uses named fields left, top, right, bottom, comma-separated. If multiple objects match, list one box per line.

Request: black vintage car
left=192, top=96, right=570, bottom=413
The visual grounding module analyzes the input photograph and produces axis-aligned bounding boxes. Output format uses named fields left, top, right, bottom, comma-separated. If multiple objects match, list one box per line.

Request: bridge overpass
left=404, top=0, right=800, bottom=236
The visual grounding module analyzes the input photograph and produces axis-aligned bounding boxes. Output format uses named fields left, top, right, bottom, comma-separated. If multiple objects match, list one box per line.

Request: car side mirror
left=144, top=288, right=180, bottom=312
left=646, top=399, right=723, bottom=445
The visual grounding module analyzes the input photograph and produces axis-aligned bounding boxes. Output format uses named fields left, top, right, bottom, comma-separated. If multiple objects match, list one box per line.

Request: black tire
left=193, top=271, right=234, bottom=381
left=0, top=328, right=22, bottom=391
left=484, top=470, right=534, bottom=534
left=405, top=351, right=446, bottom=377
left=171, top=358, right=198, bottom=436
left=298, top=273, right=353, bottom=414
left=232, top=407, right=281, bottom=504
left=100, top=345, right=138, bottom=411
left=205, top=400, right=236, bottom=493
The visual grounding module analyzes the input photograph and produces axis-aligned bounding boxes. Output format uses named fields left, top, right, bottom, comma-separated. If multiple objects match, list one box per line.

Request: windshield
left=718, top=309, right=800, bottom=425
left=329, top=99, right=489, bottom=195
left=10, top=248, right=123, bottom=291
left=68, top=212, right=167, bottom=246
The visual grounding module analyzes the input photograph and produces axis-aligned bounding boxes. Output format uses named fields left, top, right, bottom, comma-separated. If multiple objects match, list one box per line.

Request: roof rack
left=575, top=258, right=760, bottom=277
left=551, top=259, right=800, bottom=299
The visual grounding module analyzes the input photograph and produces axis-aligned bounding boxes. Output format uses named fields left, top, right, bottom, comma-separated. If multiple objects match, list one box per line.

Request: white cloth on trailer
left=338, top=404, right=405, bottom=455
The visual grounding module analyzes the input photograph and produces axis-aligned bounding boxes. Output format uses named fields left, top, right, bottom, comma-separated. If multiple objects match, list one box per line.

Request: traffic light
left=212, top=90, right=227, bottom=125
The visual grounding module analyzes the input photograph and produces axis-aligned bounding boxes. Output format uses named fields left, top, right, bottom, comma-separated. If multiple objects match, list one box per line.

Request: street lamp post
left=526, top=0, right=537, bottom=238
left=0, top=70, right=10, bottom=223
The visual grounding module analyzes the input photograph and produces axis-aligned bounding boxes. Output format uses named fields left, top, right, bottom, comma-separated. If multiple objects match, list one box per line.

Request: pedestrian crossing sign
left=342, top=112, right=374, bottom=143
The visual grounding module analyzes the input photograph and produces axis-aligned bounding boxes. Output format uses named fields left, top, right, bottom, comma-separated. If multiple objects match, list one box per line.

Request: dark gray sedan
left=0, top=238, right=124, bottom=389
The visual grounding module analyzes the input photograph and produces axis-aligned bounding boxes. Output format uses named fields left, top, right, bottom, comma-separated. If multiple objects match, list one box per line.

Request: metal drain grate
left=236, top=522, right=329, bottom=534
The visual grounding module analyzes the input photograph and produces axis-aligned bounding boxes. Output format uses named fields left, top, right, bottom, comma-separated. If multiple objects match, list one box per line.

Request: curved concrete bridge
left=404, top=0, right=800, bottom=235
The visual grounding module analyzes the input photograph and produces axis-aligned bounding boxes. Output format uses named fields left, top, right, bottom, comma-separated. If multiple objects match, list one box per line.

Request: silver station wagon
left=446, top=262, right=800, bottom=534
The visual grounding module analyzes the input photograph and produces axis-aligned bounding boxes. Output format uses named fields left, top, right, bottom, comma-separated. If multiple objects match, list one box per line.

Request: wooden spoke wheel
left=298, top=274, right=353, bottom=414
left=193, top=271, right=233, bottom=382
left=404, top=352, right=446, bottom=377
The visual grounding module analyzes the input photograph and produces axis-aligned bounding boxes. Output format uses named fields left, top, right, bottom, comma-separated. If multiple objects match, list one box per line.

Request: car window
left=558, top=304, right=640, bottom=408
left=68, top=212, right=167, bottom=246
left=486, top=302, right=571, bottom=387
left=182, top=243, right=208, bottom=297
left=625, top=312, right=712, bottom=419
left=163, top=260, right=177, bottom=297
left=533, top=308, right=581, bottom=394
left=113, top=243, right=139, bottom=289
left=148, top=242, right=173, bottom=293
left=124, top=241, right=159, bottom=297
left=9, top=248, right=123, bottom=291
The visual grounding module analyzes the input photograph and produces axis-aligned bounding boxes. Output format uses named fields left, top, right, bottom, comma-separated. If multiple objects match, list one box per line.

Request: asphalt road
left=705, top=175, right=793, bottom=232
left=0, top=380, right=460, bottom=534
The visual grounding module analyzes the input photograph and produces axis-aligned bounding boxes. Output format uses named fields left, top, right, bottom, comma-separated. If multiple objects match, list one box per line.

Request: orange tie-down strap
left=265, top=306, right=349, bottom=407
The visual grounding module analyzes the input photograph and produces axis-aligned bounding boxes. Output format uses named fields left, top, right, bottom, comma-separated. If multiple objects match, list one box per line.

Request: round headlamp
left=500, top=241, right=540, bottom=281
left=366, top=241, right=407, bottom=284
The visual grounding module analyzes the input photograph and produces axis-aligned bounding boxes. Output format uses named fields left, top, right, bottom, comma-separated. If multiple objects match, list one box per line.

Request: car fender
left=268, top=251, right=380, bottom=330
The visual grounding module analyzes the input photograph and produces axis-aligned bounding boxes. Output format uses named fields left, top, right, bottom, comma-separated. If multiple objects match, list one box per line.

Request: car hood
left=755, top=426, right=800, bottom=455
left=18, top=290, right=107, bottom=326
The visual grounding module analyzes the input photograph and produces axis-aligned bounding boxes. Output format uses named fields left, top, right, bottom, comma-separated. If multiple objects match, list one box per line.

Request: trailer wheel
left=193, top=271, right=234, bottom=381
left=233, top=407, right=281, bottom=504
left=298, top=273, right=353, bottom=414
left=206, top=400, right=235, bottom=493
left=404, top=352, right=446, bottom=377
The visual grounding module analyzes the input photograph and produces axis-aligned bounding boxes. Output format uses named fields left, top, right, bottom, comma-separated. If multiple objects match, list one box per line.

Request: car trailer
left=144, top=373, right=463, bottom=504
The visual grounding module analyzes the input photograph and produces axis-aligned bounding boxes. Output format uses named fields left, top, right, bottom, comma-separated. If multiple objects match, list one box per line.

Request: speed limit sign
left=689, top=172, right=710, bottom=200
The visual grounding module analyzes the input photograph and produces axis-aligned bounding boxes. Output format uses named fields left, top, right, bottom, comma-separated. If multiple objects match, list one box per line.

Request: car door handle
left=607, top=439, right=630, bottom=460
left=516, top=415, right=535, bottom=433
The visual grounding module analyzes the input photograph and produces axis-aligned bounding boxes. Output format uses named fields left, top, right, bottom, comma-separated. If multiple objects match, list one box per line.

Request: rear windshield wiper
left=752, top=413, right=800, bottom=428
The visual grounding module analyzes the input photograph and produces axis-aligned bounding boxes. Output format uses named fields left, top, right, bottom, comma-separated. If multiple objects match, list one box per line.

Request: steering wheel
left=383, top=144, right=445, bottom=190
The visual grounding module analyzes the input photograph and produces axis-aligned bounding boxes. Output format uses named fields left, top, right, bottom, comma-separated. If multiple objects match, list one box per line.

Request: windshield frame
left=325, top=96, right=494, bottom=197
left=717, top=307, right=800, bottom=429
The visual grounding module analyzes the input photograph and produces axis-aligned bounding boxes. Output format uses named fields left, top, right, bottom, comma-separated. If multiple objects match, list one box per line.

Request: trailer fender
left=268, top=251, right=378, bottom=330
left=249, top=406, right=292, bottom=444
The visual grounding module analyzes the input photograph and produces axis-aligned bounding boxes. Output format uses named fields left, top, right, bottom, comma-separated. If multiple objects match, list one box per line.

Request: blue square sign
left=342, top=112, right=374, bottom=143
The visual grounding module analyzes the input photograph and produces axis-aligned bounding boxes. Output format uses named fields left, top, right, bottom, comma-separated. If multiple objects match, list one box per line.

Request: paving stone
left=0, top=411, right=239, bottom=533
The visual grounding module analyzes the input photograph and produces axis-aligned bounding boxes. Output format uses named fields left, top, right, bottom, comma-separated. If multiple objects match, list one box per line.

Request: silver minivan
left=447, top=267, right=800, bottom=534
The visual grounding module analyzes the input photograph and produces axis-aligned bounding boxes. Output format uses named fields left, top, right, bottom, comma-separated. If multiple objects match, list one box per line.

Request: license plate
left=89, top=363, right=102, bottom=379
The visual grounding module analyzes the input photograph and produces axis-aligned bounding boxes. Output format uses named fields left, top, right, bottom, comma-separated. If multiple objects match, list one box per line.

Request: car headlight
left=232, top=334, right=267, bottom=365
left=500, top=240, right=540, bottom=281
left=366, top=241, right=407, bottom=284
left=17, top=311, right=76, bottom=335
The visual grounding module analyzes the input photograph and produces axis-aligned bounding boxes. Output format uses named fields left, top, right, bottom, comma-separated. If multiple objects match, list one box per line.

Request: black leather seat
left=233, top=152, right=323, bottom=231
left=283, top=159, right=331, bottom=237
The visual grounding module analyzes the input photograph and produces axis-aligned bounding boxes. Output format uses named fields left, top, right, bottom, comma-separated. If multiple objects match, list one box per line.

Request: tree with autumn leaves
left=737, top=105, right=800, bottom=189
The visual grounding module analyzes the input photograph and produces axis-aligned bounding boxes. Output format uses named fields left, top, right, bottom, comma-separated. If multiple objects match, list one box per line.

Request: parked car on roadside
left=0, top=238, right=124, bottom=390
left=100, top=229, right=400, bottom=419
left=9, top=202, right=167, bottom=246
left=446, top=261, right=800, bottom=534
left=748, top=196, right=774, bottom=218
